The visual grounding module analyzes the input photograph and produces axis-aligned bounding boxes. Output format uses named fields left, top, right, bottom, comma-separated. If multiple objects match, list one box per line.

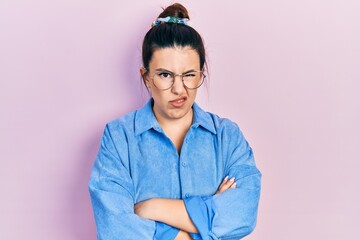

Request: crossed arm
left=134, top=176, right=237, bottom=239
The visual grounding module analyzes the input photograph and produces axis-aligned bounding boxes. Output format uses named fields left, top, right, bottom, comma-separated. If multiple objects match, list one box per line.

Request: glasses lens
left=182, top=72, right=203, bottom=89
left=153, top=72, right=174, bottom=90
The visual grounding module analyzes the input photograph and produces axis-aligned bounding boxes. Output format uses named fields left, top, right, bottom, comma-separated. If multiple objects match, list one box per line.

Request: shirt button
left=185, top=193, right=190, bottom=197
left=181, top=162, right=187, bottom=167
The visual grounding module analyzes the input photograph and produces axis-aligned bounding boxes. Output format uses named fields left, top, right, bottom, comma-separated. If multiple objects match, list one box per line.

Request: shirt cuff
left=183, top=196, right=217, bottom=240
left=154, top=221, right=180, bottom=240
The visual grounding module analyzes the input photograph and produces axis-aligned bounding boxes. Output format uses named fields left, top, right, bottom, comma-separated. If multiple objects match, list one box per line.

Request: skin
left=140, top=46, right=201, bottom=153
left=137, top=46, right=236, bottom=239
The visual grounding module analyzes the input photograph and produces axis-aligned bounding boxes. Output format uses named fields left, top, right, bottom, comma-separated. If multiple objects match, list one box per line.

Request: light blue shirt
left=88, top=99, right=261, bottom=240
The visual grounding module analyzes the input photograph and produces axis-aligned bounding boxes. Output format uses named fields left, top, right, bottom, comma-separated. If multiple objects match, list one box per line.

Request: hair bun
left=158, top=3, right=190, bottom=19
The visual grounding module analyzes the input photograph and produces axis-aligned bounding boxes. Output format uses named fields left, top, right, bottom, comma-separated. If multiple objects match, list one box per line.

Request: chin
left=167, top=110, right=187, bottom=120
left=167, top=107, right=191, bottom=119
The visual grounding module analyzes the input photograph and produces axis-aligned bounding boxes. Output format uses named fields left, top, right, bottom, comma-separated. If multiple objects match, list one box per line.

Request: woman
left=89, top=3, right=261, bottom=240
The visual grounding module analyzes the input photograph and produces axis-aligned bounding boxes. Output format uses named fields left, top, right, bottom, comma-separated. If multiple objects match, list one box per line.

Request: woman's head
left=141, top=3, right=206, bottom=71
left=140, top=3, right=207, bottom=123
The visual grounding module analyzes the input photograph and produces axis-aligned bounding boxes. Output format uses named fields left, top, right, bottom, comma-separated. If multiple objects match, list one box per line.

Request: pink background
left=1, top=0, right=359, bottom=239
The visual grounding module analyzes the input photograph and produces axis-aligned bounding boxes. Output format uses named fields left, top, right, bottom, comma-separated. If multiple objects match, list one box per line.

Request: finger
left=217, top=177, right=235, bottom=193
left=216, top=176, right=229, bottom=194
left=223, top=177, right=235, bottom=188
left=218, top=176, right=229, bottom=188
left=230, top=181, right=237, bottom=188
left=216, top=176, right=229, bottom=192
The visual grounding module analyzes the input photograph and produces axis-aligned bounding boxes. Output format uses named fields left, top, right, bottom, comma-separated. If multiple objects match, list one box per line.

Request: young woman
left=89, top=3, right=261, bottom=240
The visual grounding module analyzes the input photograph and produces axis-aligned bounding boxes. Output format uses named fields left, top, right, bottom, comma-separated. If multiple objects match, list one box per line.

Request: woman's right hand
left=216, top=176, right=236, bottom=195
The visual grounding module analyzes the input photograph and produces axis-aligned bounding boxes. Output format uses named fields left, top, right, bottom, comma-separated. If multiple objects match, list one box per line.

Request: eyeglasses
left=149, top=70, right=205, bottom=90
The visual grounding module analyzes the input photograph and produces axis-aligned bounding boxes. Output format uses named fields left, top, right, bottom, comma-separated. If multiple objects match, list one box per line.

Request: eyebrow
left=155, top=68, right=198, bottom=74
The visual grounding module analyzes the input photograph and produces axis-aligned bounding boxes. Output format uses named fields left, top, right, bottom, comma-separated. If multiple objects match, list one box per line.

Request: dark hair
left=142, top=3, right=206, bottom=73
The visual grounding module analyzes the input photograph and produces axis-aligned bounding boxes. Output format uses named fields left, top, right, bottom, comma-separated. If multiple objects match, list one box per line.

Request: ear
left=201, top=67, right=206, bottom=77
left=140, top=67, right=150, bottom=88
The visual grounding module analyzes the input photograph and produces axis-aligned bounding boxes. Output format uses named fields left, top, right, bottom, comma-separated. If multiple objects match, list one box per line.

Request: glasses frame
left=149, top=70, right=206, bottom=91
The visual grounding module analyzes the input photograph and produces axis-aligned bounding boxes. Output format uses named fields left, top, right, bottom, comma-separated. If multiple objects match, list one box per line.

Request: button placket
left=179, top=130, right=193, bottom=201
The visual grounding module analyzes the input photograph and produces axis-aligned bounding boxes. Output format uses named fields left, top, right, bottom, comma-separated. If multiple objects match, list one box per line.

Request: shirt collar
left=134, top=99, right=161, bottom=136
left=134, top=98, right=217, bottom=136
left=192, top=102, right=217, bottom=134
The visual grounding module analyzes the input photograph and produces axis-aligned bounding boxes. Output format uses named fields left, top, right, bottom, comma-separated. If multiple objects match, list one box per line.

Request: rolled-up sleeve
left=184, top=123, right=262, bottom=240
left=88, top=124, right=180, bottom=240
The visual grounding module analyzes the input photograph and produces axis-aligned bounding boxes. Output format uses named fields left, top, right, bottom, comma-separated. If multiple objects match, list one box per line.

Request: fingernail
left=230, top=177, right=235, bottom=182
left=224, top=176, right=229, bottom=181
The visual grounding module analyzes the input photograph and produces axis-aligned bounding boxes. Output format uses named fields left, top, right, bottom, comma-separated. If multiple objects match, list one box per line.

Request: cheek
left=188, top=90, right=198, bottom=99
left=150, top=88, right=167, bottom=103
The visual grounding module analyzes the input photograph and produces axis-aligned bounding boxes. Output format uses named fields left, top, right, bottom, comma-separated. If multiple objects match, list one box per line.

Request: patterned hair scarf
left=151, top=16, right=189, bottom=27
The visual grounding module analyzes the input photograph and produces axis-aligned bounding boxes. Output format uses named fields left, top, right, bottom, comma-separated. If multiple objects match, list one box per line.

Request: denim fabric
left=88, top=98, right=261, bottom=240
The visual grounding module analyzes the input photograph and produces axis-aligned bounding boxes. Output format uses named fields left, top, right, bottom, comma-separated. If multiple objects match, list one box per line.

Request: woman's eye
left=159, top=72, right=172, bottom=78
left=185, top=73, right=196, bottom=77
left=184, top=73, right=196, bottom=79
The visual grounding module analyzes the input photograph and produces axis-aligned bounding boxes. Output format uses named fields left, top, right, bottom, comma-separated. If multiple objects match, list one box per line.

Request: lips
left=169, top=97, right=187, bottom=107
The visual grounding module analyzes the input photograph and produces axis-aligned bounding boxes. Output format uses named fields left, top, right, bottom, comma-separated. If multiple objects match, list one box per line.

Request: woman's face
left=142, top=46, right=202, bottom=123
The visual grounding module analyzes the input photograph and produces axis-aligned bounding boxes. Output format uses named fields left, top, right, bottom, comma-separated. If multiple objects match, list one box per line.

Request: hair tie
left=151, top=16, right=189, bottom=27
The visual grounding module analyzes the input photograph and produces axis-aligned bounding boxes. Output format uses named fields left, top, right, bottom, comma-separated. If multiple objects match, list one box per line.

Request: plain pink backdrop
left=1, top=0, right=359, bottom=239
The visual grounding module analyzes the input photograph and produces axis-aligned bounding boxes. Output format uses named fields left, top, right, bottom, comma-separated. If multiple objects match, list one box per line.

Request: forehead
left=150, top=46, right=200, bottom=71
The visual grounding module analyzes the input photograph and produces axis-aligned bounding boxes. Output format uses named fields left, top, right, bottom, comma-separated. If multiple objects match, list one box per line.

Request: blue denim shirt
left=88, top=99, right=261, bottom=240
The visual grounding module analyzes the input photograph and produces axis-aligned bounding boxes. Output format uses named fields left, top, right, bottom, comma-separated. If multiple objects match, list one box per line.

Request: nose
left=171, top=74, right=186, bottom=95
